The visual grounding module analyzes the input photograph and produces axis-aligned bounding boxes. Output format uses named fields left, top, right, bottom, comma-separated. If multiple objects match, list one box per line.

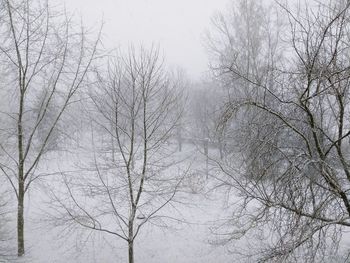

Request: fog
left=65, top=0, right=228, bottom=80
left=1, top=0, right=350, bottom=263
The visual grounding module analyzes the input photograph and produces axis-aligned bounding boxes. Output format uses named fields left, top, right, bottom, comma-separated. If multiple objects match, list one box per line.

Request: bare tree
left=208, top=0, right=350, bottom=261
left=50, top=46, right=186, bottom=263
left=168, top=67, right=189, bottom=152
left=188, top=80, right=228, bottom=159
left=0, top=0, right=100, bottom=257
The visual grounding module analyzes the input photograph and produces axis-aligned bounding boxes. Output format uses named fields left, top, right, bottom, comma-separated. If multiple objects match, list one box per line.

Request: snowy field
left=3, top=142, right=238, bottom=263
left=3, top=141, right=350, bottom=263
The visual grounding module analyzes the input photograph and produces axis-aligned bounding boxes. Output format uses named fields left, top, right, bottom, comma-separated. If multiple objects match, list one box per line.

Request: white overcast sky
left=65, top=0, right=228, bottom=80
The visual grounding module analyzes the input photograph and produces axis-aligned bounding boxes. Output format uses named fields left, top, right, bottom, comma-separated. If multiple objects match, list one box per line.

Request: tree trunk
left=128, top=215, right=134, bottom=263
left=17, top=179, right=25, bottom=257
left=128, top=240, right=134, bottom=263
left=178, top=137, right=182, bottom=152
left=219, top=140, right=224, bottom=160
left=177, top=127, right=182, bottom=152
left=204, top=139, right=209, bottom=179
left=17, top=92, right=25, bottom=257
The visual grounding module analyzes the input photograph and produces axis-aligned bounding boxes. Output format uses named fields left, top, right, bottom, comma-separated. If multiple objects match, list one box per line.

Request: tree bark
left=128, top=240, right=134, bottom=263
left=128, top=212, right=135, bottom=263
left=17, top=90, right=25, bottom=257
left=17, top=179, right=25, bottom=257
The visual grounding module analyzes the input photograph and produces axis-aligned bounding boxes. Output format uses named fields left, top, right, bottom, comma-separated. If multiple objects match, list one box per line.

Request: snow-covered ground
left=4, top=141, right=350, bottom=263
left=3, top=142, right=237, bottom=263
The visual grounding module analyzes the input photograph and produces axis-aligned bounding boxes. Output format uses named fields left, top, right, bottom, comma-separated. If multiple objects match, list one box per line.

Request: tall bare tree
left=50, top=46, right=185, bottom=263
left=0, top=0, right=100, bottom=257
left=188, top=80, right=227, bottom=159
left=208, top=0, right=350, bottom=261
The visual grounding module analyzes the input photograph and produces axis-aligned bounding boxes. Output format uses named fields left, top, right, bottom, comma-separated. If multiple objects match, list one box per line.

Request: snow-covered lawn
left=4, top=143, right=236, bottom=263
